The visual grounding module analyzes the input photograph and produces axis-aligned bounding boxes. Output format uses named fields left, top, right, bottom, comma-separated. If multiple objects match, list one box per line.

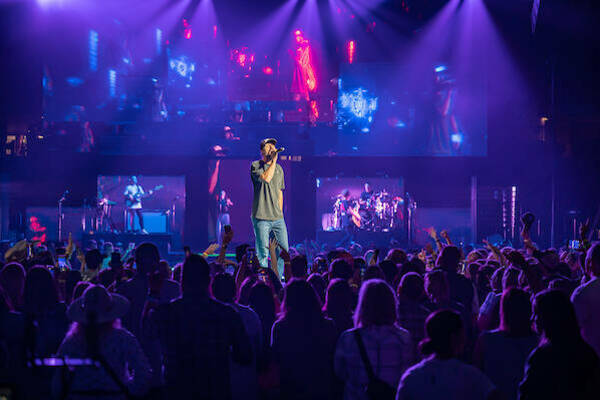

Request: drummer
left=360, top=182, right=374, bottom=204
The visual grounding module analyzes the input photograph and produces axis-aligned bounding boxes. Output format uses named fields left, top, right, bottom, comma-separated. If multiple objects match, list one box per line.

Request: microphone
left=275, top=147, right=285, bottom=153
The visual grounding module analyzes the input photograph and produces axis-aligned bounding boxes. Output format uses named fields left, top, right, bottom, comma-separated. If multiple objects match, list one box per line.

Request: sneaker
left=141, top=229, right=149, bottom=234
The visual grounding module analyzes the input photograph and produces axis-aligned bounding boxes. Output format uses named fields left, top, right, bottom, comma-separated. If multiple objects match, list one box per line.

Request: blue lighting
left=156, top=28, right=163, bottom=55
left=169, top=55, right=196, bottom=82
left=89, top=30, right=98, bottom=72
left=339, top=88, right=378, bottom=119
left=338, top=86, right=378, bottom=134
left=108, top=69, right=116, bottom=97
left=434, top=65, right=447, bottom=73
left=66, top=77, right=83, bottom=87
left=451, top=132, right=463, bottom=144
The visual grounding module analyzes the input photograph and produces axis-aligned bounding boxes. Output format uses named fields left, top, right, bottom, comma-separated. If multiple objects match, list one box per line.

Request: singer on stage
left=250, top=138, right=289, bottom=277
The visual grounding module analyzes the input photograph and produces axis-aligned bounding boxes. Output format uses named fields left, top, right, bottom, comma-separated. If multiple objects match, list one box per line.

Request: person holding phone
left=250, top=138, right=289, bottom=278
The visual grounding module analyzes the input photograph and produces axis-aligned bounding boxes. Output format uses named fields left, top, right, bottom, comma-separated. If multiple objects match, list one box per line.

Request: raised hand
left=425, top=227, right=438, bottom=239
left=579, top=218, right=590, bottom=239
left=203, top=243, right=220, bottom=256
left=222, top=226, right=234, bottom=245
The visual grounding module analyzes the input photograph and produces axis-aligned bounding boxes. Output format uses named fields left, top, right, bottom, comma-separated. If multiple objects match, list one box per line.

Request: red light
left=213, top=25, right=217, bottom=38
left=183, top=19, right=192, bottom=39
left=347, top=40, right=355, bottom=64
left=263, top=66, right=273, bottom=75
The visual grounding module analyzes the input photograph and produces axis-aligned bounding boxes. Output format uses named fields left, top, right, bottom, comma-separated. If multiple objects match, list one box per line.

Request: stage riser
left=82, top=233, right=172, bottom=256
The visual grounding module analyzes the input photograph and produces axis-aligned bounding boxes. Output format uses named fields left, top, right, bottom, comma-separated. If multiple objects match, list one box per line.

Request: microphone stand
left=58, top=190, right=68, bottom=242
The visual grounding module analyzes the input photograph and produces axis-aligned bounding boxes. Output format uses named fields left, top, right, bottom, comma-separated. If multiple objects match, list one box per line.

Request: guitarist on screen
left=123, top=176, right=150, bottom=234
left=337, top=189, right=360, bottom=247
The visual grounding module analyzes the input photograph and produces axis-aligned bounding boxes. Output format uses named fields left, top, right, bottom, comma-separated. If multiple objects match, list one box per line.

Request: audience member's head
left=364, top=265, right=384, bottom=281
left=72, top=281, right=92, bottom=301
left=281, top=279, right=322, bottom=322
left=436, top=246, right=461, bottom=273
left=248, top=281, right=276, bottom=324
left=490, top=267, right=505, bottom=293
left=290, top=255, right=308, bottom=279
left=84, top=249, right=103, bottom=271
left=135, top=242, right=160, bottom=275
left=211, top=272, right=236, bottom=303
left=0, top=285, right=13, bottom=312
left=24, top=266, right=60, bottom=315
left=499, top=288, right=533, bottom=336
left=307, top=273, right=327, bottom=304
left=398, top=272, right=425, bottom=302
left=466, top=263, right=479, bottom=281
left=237, top=277, right=256, bottom=305
left=330, top=258, right=353, bottom=281
left=66, top=285, right=129, bottom=352
left=533, top=289, right=581, bottom=343
left=425, top=270, right=450, bottom=304
left=354, top=279, right=397, bottom=328
left=378, top=260, right=398, bottom=284
left=386, top=248, right=408, bottom=265
left=158, top=260, right=171, bottom=280
left=502, top=267, right=520, bottom=290
left=0, top=262, right=26, bottom=310
left=172, top=263, right=182, bottom=283
left=323, top=278, right=353, bottom=319
left=419, top=309, right=464, bottom=359
left=181, top=254, right=210, bottom=296
left=585, top=243, right=600, bottom=278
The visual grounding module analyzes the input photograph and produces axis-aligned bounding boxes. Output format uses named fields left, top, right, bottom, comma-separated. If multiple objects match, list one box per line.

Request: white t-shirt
left=571, top=276, right=600, bottom=356
left=397, top=357, right=495, bottom=400
left=124, top=184, right=144, bottom=209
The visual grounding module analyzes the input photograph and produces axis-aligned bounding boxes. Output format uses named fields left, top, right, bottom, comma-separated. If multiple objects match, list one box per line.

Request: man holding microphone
left=250, top=138, right=289, bottom=278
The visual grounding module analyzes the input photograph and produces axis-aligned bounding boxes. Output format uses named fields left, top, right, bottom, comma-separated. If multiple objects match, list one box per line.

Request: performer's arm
left=260, top=153, right=278, bottom=183
left=278, top=190, right=283, bottom=212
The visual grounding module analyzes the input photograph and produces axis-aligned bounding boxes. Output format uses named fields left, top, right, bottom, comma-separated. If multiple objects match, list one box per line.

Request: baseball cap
left=260, top=138, right=277, bottom=150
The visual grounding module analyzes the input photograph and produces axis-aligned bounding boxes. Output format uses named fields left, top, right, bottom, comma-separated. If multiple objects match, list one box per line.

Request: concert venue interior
left=1, top=0, right=600, bottom=399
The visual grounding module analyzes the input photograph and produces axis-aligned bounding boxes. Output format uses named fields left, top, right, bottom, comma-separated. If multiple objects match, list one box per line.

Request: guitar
left=125, top=185, right=164, bottom=208
left=348, top=204, right=361, bottom=228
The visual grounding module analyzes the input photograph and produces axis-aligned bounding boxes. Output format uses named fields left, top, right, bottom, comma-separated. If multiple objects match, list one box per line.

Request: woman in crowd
left=473, top=288, right=538, bottom=400
left=53, top=284, right=151, bottom=399
left=271, top=279, right=338, bottom=399
left=0, top=262, right=25, bottom=311
left=519, top=289, right=600, bottom=400
left=396, top=272, right=431, bottom=350
left=323, top=278, right=354, bottom=337
left=397, top=310, right=499, bottom=400
left=335, top=279, right=412, bottom=400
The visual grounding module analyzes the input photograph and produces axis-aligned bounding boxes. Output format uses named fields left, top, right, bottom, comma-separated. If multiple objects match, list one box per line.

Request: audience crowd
left=1, top=221, right=599, bottom=400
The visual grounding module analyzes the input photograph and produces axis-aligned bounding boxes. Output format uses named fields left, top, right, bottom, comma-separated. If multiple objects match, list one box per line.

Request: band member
left=250, top=138, right=289, bottom=277
left=216, top=190, right=234, bottom=243
left=123, top=176, right=147, bottom=234
left=360, top=182, right=374, bottom=203
left=337, top=189, right=359, bottom=247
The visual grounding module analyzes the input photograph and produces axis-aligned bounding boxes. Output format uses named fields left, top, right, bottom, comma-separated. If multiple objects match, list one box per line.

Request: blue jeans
left=251, top=217, right=289, bottom=277
left=216, top=213, right=230, bottom=244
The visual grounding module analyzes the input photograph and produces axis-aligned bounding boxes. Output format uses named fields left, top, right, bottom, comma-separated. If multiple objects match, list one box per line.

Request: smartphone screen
left=57, top=256, right=67, bottom=270
left=569, top=240, right=581, bottom=250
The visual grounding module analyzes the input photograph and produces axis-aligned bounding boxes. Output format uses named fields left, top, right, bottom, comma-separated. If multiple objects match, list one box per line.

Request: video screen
left=208, top=159, right=292, bottom=243
left=335, top=63, right=487, bottom=156
left=96, top=176, right=185, bottom=235
left=316, top=177, right=405, bottom=232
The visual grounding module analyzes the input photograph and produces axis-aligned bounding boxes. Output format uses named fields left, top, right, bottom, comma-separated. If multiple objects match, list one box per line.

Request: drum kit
left=332, top=190, right=404, bottom=232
